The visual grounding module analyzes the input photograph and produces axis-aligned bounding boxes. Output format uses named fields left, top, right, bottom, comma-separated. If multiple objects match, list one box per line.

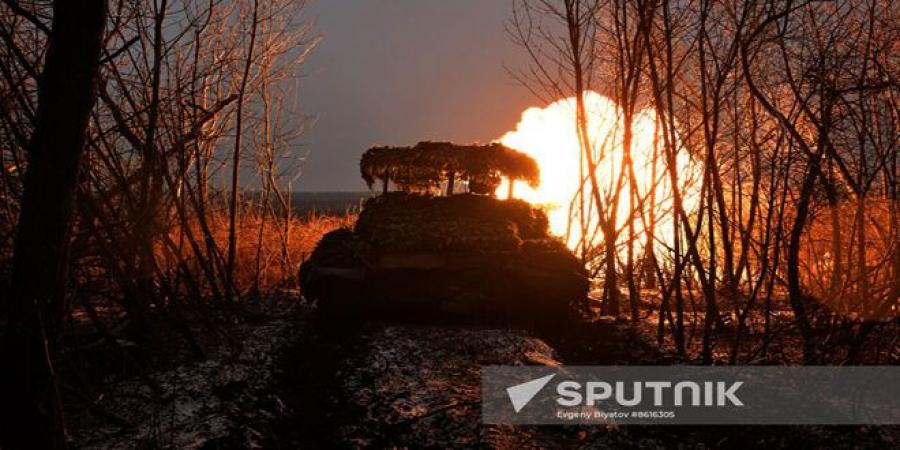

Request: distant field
left=289, top=191, right=371, bottom=216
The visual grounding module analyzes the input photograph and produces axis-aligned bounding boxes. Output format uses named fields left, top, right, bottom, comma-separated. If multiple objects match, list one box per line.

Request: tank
left=299, top=142, right=590, bottom=333
left=300, top=192, right=590, bottom=332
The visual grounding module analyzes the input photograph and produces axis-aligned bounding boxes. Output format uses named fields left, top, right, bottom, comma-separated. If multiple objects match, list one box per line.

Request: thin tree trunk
left=787, top=161, right=821, bottom=364
left=856, top=196, right=869, bottom=314
left=226, top=0, right=260, bottom=298
left=446, top=171, right=455, bottom=195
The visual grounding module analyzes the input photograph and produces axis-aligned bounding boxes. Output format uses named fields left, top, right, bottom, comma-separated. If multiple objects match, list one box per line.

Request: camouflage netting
left=301, top=227, right=361, bottom=268
left=299, top=192, right=589, bottom=332
left=359, top=141, right=540, bottom=194
left=354, top=192, right=548, bottom=253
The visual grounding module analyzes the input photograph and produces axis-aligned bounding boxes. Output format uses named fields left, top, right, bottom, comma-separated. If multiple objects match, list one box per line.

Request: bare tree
left=1, top=1, right=107, bottom=447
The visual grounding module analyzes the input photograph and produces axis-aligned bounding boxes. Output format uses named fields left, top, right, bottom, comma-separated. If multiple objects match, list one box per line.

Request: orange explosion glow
left=497, top=91, right=700, bottom=251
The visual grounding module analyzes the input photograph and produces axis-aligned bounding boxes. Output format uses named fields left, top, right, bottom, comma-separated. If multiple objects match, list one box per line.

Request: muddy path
left=263, top=315, right=364, bottom=448
left=265, top=313, right=607, bottom=448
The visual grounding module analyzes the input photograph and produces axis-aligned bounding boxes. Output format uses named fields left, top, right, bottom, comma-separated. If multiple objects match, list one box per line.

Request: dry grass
left=165, top=209, right=356, bottom=296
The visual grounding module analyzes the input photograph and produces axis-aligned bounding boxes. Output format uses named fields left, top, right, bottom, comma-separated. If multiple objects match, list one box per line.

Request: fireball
left=497, top=91, right=699, bottom=252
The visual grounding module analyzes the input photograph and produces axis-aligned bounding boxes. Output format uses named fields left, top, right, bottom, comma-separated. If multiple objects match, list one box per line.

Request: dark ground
left=65, top=297, right=898, bottom=449
left=264, top=303, right=897, bottom=449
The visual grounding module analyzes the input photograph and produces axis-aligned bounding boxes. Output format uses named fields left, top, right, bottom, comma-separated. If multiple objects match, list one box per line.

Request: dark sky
left=294, top=0, right=539, bottom=191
